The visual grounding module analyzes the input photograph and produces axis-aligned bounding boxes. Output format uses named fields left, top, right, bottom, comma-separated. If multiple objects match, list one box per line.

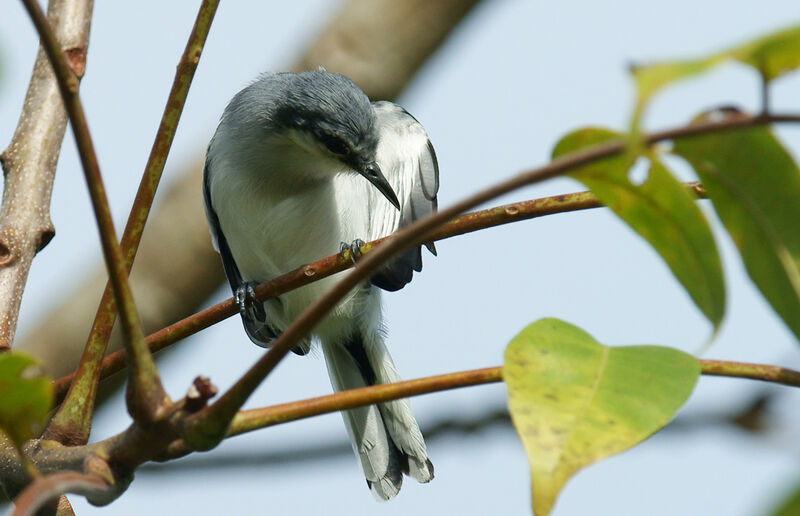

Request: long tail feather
left=322, top=331, right=432, bottom=500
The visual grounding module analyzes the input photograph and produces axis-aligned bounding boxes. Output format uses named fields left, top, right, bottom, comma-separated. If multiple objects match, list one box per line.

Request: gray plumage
left=203, top=70, right=438, bottom=499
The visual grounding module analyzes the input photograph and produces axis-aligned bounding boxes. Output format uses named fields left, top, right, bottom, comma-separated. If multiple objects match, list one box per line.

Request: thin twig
left=181, top=111, right=800, bottom=449
left=52, top=183, right=708, bottom=400
left=700, top=359, right=800, bottom=386
left=20, top=0, right=168, bottom=421
left=47, top=0, right=219, bottom=447
left=229, top=367, right=503, bottom=436
left=162, top=357, right=800, bottom=458
left=11, top=471, right=108, bottom=516
left=48, top=188, right=608, bottom=399
left=230, top=358, right=800, bottom=430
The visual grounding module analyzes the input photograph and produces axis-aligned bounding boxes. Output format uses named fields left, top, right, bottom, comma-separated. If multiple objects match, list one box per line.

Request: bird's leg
left=340, top=238, right=366, bottom=264
left=234, top=281, right=261, bottom=314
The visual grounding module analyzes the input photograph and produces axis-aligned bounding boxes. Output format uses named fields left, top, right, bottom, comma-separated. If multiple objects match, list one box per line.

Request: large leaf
left=631, top=24, right=800, bottom=126
left=0, top=353, right=53, bottom=447
left=553, top=128, right=725, bottom=330
left=769, top=481, right=800, bottom=516
left=673, top=121, right=800, bottom=341
left=504, top=319, right=700, bottom=515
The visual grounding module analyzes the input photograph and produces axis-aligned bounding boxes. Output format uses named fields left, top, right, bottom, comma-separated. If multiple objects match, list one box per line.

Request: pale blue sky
left=2, top=1, right=800, bottom=515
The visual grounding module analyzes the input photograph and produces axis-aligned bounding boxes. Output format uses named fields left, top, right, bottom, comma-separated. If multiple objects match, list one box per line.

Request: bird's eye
left=321, top=135, right=350, bottom=156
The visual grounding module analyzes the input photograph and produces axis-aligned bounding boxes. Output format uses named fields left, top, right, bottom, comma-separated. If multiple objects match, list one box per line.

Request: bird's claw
left=340, top=239, right=365, bottom=265
left=234, top=282, right=259, bottom=313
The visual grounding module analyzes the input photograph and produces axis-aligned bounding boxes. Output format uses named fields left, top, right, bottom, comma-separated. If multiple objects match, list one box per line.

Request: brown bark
left=0, top=0, right=94, bottom=350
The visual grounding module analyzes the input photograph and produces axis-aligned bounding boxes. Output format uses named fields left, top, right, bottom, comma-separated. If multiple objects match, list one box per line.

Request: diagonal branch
left=47, top=0, right=219, bottom=447
left=51, top=112, right=799, bottom=407
left=0, top=0, right=93, bottom=350
left=50, top=187, right=626, bottom=400
left=37, top=179, right=718, bottom=402
left=20, top=0, right=168, bottom=422
left=181, top=112, right=799, bottom=450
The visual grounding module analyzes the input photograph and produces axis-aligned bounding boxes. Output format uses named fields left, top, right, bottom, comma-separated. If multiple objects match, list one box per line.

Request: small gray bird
left=203, top=70, right=438, bottom=500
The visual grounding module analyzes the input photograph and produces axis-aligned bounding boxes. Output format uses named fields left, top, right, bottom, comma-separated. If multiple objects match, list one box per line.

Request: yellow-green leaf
left=631, top=56, right=724, bottom=127
left=0, top=353, right=53, bottom=447
left=731, top=25, right=800, bottom=81
left=673, top=120, right=800, bottom=342
left=505, top=319, right=699, bottom=515
left=631, top=24, right=800, bottom=128
left=553, top=128, right=725, bottom=330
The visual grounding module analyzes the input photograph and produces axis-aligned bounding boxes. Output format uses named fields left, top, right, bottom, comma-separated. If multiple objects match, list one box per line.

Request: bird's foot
left=234, top=281, right=260, bottom=314
left=340, top=239, right=365, bottom=264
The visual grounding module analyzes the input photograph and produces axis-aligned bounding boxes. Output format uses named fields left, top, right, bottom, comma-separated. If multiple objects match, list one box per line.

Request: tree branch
left=180, top=111, right=800, bottom=450
left=229, top=367, right=503, bottom=437
left=52, top=183, right=707, bottom=401
left=11, top=471, right=108, bottom=516
left=46, top=0, right=219, bottom=447
left=700, top=359, right=800, bottom=386
left=20, top=0, right=168, bottom=422
left=293, top=0, right=483, bottom=100
left=0, top=0, right=93, bottom=350
left=161, top=357, right=800, bottom=459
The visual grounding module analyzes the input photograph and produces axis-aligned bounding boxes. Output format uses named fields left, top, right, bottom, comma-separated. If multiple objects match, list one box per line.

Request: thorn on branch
left=36, top=226, right=55, bottom=253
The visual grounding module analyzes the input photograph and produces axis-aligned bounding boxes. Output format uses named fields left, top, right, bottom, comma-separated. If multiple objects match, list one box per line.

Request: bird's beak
left=360, top=162, right=400, bottom=210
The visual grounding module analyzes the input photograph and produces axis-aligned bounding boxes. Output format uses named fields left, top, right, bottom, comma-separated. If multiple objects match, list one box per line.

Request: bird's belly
left=216, top=176, right=372, bottom=338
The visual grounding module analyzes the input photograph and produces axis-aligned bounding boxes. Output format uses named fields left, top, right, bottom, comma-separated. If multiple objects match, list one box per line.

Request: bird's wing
left=368, top=101, right=439, bottom=292
left=203, top=159, right=286, bottom=349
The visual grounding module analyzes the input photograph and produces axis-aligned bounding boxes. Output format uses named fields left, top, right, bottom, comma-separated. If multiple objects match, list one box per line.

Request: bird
left=203, top=69, right=439, bottom=500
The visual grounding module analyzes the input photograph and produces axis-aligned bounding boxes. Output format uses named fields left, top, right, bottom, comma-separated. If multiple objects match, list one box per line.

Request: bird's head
left=268, top=70, right=400, bottom=209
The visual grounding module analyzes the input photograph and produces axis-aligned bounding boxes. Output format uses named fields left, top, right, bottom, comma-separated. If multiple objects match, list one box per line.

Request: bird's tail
left=322, top=331, right=433, bottom=500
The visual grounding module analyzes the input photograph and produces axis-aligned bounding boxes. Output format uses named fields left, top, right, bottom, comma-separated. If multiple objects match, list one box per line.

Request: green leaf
left=504, top=319, right=700, bottom=516
left=769, top=480, right=800, bottom=516
left=0, top=353, right=53, bottom=447
left=731, top=25, right=800, bottom=81
left=631, top=24, right=800, bottom=127
left=631, top=56, right=724, bottom=126
left=673, top=121, right=800, bottom=341
left=553, top=128, right=726, bottom=330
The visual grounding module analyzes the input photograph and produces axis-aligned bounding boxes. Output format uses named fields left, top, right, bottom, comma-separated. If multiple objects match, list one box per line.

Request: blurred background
left=2, top=1, right=800, bottom=514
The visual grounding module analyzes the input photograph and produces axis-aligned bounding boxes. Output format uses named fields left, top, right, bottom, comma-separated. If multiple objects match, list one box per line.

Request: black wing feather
left=203, top=160, right=310, bottom=354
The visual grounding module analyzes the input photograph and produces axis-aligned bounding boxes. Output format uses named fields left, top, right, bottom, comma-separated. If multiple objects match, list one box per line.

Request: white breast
left=208, top=137, right=385, bottom=340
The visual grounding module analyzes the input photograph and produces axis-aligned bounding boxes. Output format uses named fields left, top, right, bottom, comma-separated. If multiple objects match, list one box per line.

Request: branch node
left=64, top=45, right=87, bottom=78
left=185, top=376, right=218, bottom=412
left=0, top=239, right=15, bottom=267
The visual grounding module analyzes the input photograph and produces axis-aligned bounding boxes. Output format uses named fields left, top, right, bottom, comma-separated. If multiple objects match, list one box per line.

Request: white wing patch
left=369, top=101, right=439, bottom=291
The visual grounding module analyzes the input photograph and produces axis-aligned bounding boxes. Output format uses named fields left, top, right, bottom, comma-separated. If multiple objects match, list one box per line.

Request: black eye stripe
left=320, top=134, right=350, bottom=156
